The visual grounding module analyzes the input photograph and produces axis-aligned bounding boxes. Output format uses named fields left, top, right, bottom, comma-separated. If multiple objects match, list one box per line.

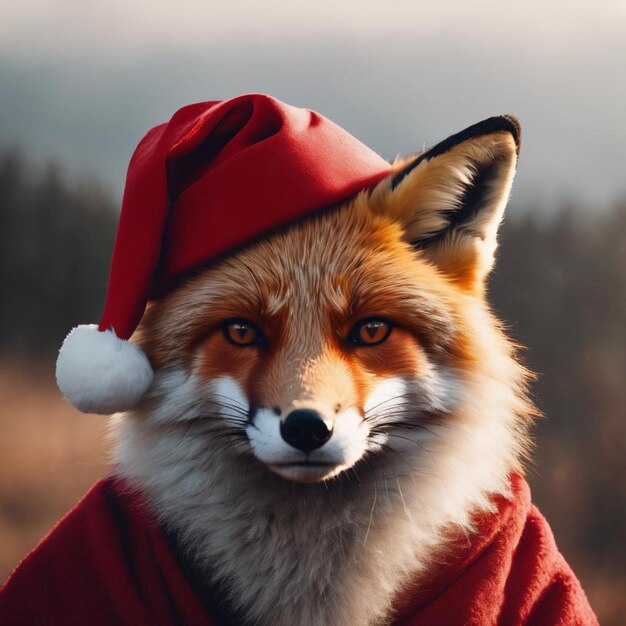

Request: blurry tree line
left=0, top=147, right=624, bottom=621
left=0, top=149, right=116, bottom=355
left=490, top=200, right=626, bottom=603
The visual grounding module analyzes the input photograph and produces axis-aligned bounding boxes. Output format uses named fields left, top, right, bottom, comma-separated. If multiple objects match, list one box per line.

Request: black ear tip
left=498, top=115, right=522, bottom=153
left=390, top=114, right=522, bottom=191
left=467, top=115, right=522, bottom=154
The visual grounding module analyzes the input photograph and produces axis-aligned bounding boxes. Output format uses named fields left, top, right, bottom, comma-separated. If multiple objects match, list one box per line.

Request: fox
left=111, top=123, right=570, bottom=623
left=0, top=97, right=597, bottom=625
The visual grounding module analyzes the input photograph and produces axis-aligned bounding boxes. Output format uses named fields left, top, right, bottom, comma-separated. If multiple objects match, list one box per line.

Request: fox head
left=115, top=115, right=533, bottom=509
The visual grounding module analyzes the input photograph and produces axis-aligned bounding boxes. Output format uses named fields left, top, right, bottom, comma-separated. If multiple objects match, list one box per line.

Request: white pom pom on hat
left=56, top=94, right=391, bottom=414
left=56, top=325, right=153, bottom=415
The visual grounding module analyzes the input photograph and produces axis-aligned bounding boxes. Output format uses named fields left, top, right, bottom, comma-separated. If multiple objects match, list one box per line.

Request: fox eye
left=350, top=319, right=392, bottom=346
left=222, top=319, right=263, bottom=347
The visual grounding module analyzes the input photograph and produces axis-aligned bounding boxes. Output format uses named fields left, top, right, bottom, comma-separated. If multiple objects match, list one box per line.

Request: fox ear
left=369, top=116, right=520, bottom=292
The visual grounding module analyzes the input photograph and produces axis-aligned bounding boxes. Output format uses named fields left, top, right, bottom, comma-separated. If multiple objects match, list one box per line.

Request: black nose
left=280, top=409, right=333, bottom=453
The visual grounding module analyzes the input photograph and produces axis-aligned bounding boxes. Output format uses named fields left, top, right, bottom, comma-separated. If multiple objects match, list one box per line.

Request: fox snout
left=246, top=393, right=371, bottom=483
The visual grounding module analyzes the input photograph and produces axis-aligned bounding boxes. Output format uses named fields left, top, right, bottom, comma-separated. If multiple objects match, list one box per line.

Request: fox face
left=129, top=118, right=530, bottom=485
left=138, top=204, right=462, bottom=483
left=115, top=117, right=536, bottom=625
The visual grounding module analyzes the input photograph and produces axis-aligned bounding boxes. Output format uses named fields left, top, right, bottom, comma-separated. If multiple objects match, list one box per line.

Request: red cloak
left=0, top=475, right=597, bottom=625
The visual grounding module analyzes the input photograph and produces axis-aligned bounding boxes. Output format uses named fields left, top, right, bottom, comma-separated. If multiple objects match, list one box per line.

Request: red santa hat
left=56, top=93, right=392, bottom=414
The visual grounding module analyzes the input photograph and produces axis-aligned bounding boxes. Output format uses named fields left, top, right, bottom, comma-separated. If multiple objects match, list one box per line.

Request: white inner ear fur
left=369, top=131, right=518, bottom=288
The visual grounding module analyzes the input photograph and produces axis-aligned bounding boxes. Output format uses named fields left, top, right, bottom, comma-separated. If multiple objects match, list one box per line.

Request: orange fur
left=135, top=184, right=534, bottom=455
left=137, top=204, right=460, bottom=419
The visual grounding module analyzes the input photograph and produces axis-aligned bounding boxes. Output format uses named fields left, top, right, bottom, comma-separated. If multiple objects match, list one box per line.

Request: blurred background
left=1, top=1, right=625, bottom=623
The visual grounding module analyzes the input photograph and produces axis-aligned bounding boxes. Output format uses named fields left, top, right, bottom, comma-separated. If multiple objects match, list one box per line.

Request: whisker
left=363, top=393, right=421, bottom=415
left=204, top=397, right=250, bottom=416
left=383, top=432, right=436, bottom=465
left=174, top=412, right=249, bottom=426
left=362, top=485, right=377, bottom=546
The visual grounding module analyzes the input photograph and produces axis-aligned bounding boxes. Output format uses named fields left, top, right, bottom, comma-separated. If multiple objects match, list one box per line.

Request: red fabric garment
left=0, top=475, right=597, bottom=626
left=393, top=475, right=598, bottom=626
left=0, top=479, right=214, bottom=626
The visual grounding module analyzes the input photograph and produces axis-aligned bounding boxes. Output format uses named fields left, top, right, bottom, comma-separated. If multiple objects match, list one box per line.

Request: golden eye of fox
left=349, top=319, right=392, bottom=346
left=222, top=319, right=264, bottom=347
left=222, top=317, right=393, bottom=350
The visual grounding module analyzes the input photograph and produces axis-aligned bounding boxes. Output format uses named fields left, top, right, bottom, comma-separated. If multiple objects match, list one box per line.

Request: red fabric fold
left=0, top=480, right=212, bottom=625
left=0, top=475, right=597, bottom=625
left=393, top=475, right=598, bottom=625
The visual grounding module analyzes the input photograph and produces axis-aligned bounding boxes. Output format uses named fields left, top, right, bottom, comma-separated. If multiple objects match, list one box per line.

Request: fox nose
left=280, top=409, right=333, bottom=453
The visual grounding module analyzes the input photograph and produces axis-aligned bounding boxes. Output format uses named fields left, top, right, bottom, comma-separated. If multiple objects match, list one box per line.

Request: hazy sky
left=2, top=0, right=626, bottom=211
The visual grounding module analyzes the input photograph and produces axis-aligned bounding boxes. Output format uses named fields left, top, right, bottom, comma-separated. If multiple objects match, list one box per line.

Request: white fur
left=248, top=407, right=298, bottom=461
left=56, top=324, right=153, bottom=414
left=211, top=376, right=250, bottom=422
left=248, top=407, right=368, bottom=464
left=112, top=313, right=525, bottom=626
left=364, top=377, right=408, bottom=414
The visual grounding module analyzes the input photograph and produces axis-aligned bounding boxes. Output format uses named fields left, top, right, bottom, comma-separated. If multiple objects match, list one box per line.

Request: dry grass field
left=0, top=363, right=108, bottom=581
